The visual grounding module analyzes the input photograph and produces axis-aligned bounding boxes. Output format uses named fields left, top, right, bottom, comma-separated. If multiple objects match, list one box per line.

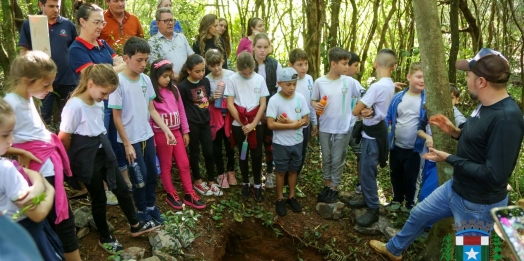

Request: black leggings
left=188, top=122, right=215, bottom=182
left=213, top=125, right=235, bottom=173
left=83, top=148, right=139, bottom=238
left=232, top=125, right=263, bottom=185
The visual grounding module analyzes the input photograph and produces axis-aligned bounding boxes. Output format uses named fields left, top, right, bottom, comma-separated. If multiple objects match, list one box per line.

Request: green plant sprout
left=12, top=192, right=47, bottom=220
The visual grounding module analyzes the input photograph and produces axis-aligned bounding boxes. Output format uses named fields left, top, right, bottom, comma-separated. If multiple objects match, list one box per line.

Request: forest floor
left=69, top=137, right=519, bottom=261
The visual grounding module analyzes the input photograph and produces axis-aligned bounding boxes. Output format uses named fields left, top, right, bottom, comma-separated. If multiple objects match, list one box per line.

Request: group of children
left=0, top=23, right=471, bottom=259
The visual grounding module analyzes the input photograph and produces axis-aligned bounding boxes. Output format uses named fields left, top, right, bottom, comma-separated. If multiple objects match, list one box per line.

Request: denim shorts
left=273, top=143, right=303, bottom=172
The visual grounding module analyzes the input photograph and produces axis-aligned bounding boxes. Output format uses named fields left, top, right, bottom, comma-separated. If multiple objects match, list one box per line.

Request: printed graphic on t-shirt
left=159, top=111, right=180, bottom=129
left=60, top=29, right=67, bottom=37
left=190, top=86, right=209, bottom=108
left=295, top=107, right=302, bottom=114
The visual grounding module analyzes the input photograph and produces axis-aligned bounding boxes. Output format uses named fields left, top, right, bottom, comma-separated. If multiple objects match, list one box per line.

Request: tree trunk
left=304, top=0, right=325, bottom=79
left=359, top=0, right=380, bottom=81
left=349, top=0, right=357, bottom=52
left=459, top=0, right=482, bottom=52
left=325, top=0, right=341, bottom=72
left=448, top=0, right=459, bottom=84
left=1, top=0, right=17, bottom=76
left=376, top=0, right=397, bottom=51
left=412, top=0, right=457, bottom=259
left=506, top=0, right=524, bottom=112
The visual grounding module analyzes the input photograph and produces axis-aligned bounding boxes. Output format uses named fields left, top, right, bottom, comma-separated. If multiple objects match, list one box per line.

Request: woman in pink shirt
left=150, top=59, right=206, bottom=210
left=235, top=17, right=265, bottom=57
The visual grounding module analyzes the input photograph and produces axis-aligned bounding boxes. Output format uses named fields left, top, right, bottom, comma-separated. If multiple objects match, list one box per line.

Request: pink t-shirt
left=152, top=87, right=190, bottom=134
left=236, top=37, right=252, bottom=57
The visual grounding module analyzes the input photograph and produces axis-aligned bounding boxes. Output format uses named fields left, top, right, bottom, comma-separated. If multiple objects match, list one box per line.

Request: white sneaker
left=265, top=173, right=276, bottom=189
left=193, top=182, right=213, bottom=196
left=209, top=183, right=223, bottom=196
left=105, top=191, right=119, bottom=205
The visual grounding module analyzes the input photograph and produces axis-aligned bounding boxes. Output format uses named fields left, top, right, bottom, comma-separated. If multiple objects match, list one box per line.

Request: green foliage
left=12, top=192, right=47, bottom=220
left=107, top=250, right=123, bottom=261
left=440, top=233, right=453, bottom=261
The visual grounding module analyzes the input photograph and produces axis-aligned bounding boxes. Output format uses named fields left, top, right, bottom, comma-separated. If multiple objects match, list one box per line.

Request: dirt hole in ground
left=219, top=219, right=324, bottom=261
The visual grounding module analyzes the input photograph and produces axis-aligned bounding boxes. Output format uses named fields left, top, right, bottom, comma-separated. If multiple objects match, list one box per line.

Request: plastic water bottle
left=131, top=162, right=145, bottom=188
left=317, top=96, right=327, bottom=115
left=214, top=80, right=225, bottom=108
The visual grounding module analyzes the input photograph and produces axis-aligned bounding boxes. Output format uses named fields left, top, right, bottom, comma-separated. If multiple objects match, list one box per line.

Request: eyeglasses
left=158, top=19, right=175, bottom=24
left=90, top=20, right=107, bottom=28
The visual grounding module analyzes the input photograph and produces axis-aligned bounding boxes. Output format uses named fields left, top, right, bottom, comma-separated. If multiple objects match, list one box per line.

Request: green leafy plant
left=107, top=250, right=123, bottom=261
left=12, top=192, right=47, bottom=220
left=440, top=233, right=453, bottom=261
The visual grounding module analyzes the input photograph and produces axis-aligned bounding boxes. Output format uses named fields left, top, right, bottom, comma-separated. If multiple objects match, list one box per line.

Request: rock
left=338, top=191, right=353, bottom=205
left=73, top=206, right=93, bottom=228
left=384, top=227, right=400, bottom=239
left=352, top=209, right=397, bottom=238
left=153, top=250, right=178, bottom=261
left=89, top=218, right=115, bottom=232
left=149, top=230, right=181, bottom=251
left=377, top=216, right=394, bottom=236
left=143, top=257, right=161, bottom=261
left=316, top=202, right=346, bottom=220
left=76, top=227, right=90, bottom=239
left=354, top=222, right=381, bottom=235
left=120, top=247, right=145, bottom=261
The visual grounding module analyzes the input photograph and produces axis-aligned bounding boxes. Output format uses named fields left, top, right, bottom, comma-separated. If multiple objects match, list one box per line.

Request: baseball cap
left=455, top=48, right=511, bottom=83
left=278, top=67, right=299, bottom=82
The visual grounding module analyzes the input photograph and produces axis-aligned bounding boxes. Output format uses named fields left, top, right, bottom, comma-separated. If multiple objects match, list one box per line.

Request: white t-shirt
left=277, top=74, right=318, bottom=128
left=256, top=62, right=283, bottom=91
left=108, top=73, right=156, bottom=144
left=4, top=93, right=54, bottom=177
left=206, top=69, right=235, bottom=94
left=224, top=72, right=269, bottom=126
left=60, top=97, right=106, bottom=136
left=360, top=77, right=395, bottom=139
left=394, top=93, right=421, bottom=149
left=0, top=158, right=29, bottom=221
left=311, top=75, right=364, bottom=134
left=266, top=93, right=310, bottom=146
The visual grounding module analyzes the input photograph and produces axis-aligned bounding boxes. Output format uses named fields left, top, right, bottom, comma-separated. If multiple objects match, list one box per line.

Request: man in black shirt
left=369, top=48, right=524, bottom=261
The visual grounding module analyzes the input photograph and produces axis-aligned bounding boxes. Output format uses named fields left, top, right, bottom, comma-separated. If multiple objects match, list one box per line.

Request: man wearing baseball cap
left=370, top=48, right=524, bottom=260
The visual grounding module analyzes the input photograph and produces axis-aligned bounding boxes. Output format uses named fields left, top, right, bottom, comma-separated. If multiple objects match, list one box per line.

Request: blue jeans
left=104, top=102, right=127, bottom=170
left=386, top=179, right=508, bottom=256
left=123, top=137, right=158, bottom=211
left=360, top=138, right=380, bottom=208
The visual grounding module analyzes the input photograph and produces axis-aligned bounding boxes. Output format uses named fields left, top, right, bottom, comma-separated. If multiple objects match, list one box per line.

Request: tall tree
left=412, top=0, right=457, bottom=259
left=325, top=0, right=341, bottom=72
left=506, top=0, right=524, bottom=112
left=459, top=0, right=482, bottom=52
left=303, top=0, right=325, bottom=79
left=376, top=0, right=397, bottom=51
left=359, top=0, right=380, bottom=80
left=0, top=0, right=17, bottom=76
left=448, top=0, right=459, bottom=84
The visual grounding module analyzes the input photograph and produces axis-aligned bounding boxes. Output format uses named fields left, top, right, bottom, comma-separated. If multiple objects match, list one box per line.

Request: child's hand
left=183, top=133, right=190, bottom=146
left=422, top=147, right=450, bottom=162
left=212, top=91, right=222, bottom=99
left=312, top=102, right=324, bottom=112
left=293, top=120, right=303, bottom=129
left=277, top=114, right=292, bottom=124
left=124, top=144, right=137, bottom=165
left=311, top=125, right=318, bottom=136
left=425, top=136, right=434, bottom=148
left=361, top=108, right=374, bottom=118
left=18, top=151, right=42, bottom=168
left=165, top=131, right=176, bottom=146
left=429, top=114, right=456, bottom=134
left=394, top=82, right=407, bottom=91
left=242, top=123, right=255, bottom=135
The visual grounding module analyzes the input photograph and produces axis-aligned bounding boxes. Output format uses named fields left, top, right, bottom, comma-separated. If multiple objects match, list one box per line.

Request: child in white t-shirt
left=108, top=37, right=175, bottom=225
left=351, top=48, right=397, bottom=228
left=311, top=47, right=363, bottom=204
left=267, top=67, right=309, bottom=216
left=224, top=51, right=269, bottom=202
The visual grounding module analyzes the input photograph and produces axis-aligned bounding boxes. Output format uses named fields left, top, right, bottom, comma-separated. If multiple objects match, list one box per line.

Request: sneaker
left=183, top=191, right=206, bottom=209
left=356, top=208, right=379, bottom=227
left=348, top=197, right=367, bottom=209
left=355, top=182, right=362, bottom=194
left=265, top=173, right=276, bottom=188
left=105, top=191, right=119, bottom=205
left=209, top=183, right=224, bottom=196
left=166, top=192, right=184, bottom=210
left=217, top=174, right=230, bottom=188
left=136, top=211, right=151, bottom=223
left=275, top=198, right=287, bottom=216
left=287, top=197, right=302, bottom=212
left=99, top=235, right=123, bottom=254
left=130, top=220, right=158, bottom=237
left=295, top=185, right=306, bottom=198
left=385, top=201, right=401, bottom=212
left=251, top=186, right=263, bottom=202
left=227, top=171, right=237, bottom=185
left=146, top=206, right=166, bottom=224
left=317, top=186, right=330, bottom=202
left=241, top=184, right=250, bottom=198
left=369, top=240, right=402, bottom=261
left=193, top=182, right=213, bottom=196
left=324, top=189, right=339, bottom=203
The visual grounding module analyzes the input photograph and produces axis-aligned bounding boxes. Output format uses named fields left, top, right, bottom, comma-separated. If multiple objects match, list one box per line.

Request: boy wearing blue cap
left=267, top=67, right=310, bottom=216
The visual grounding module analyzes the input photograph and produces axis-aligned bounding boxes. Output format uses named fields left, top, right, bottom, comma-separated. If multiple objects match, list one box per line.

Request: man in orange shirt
left=100, top=0, right=144, bottom=50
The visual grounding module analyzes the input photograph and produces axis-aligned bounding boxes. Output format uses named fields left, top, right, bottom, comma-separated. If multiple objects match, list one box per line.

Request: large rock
left=120, top=247, right=145, bottom=261
left=352, top=209, right=398, bottom=238
left=89, top=218, right=115, bottom=233
left=73, top=206, right=92, bottom=228
left=338, top=191, right=354, bottom=205
left=76, top=227, right=90, bottom=239
left=316, top=202, right=346, bottom=220
left=143, top=257, right=161, bottom=261
left=153, top=250, right=178, bottom=261
left=384, top=227, right=400, bottom=239
left=149, top=230, right=182, bottom=251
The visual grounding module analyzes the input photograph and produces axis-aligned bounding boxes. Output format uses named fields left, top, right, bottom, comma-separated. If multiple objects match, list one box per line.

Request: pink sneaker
left=227, top=171, right=237, bottom=185
left=217, top=173, right=230, bottom=188
left=193, top=182, right=213, bottom=196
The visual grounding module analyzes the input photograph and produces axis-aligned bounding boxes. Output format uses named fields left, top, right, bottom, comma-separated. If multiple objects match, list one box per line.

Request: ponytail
left=70, top=64, right=118, bottom=99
